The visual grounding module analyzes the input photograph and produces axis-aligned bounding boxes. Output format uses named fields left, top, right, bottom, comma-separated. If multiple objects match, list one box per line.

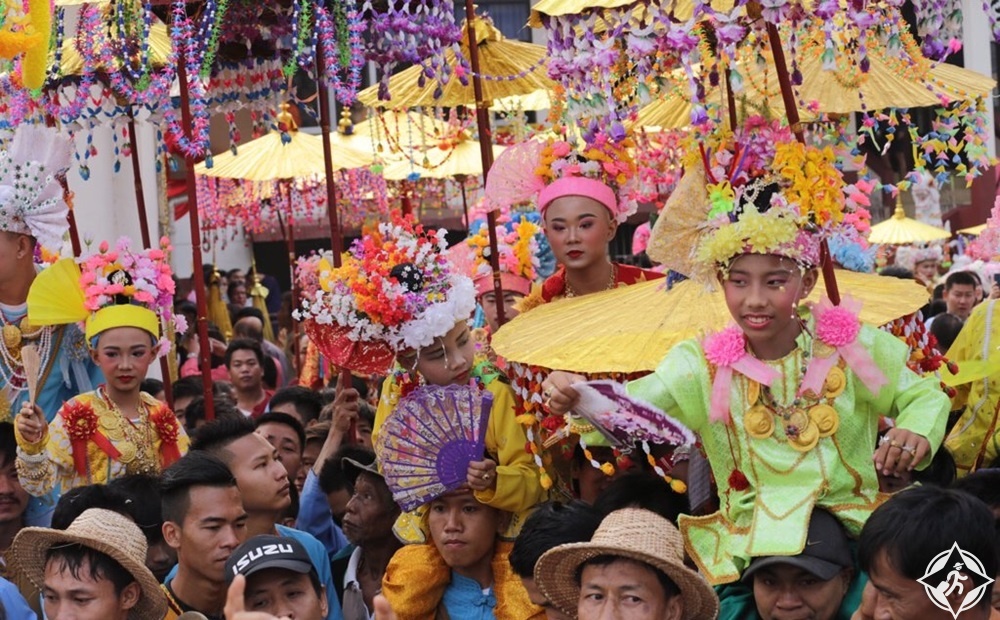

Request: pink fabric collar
left=538, top=177, right=618, bottom=217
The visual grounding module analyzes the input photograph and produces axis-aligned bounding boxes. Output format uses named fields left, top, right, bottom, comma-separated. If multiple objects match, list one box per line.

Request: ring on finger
left=902, top=445, right=916, bottom=455
left=482, top=473, right=490, bottom=481
left=543, top=397, right=553, bottom=410
left=889, top=439, right=901, bottom=448
left=878, top=435, right=890, bottom=447
left=542, top=387, right=552, bottom=399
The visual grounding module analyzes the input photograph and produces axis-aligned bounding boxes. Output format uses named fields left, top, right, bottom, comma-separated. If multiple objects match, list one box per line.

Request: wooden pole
left=175, top=41, right=216, bottom=420
left=461, top=4, right=506, bottom=326
left=763, top=19, right=839, bottom=304
left=315, top=43, right=345, bottom=261
left=126, top=108, right=173, bottom=407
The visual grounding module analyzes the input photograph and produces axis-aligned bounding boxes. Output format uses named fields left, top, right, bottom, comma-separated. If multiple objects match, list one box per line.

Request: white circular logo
left=917, top=542, right=995, bottom=619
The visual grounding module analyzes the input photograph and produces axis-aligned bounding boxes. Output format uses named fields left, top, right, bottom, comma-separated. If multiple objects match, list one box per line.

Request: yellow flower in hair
left=773, top=142, right=846, bottom=227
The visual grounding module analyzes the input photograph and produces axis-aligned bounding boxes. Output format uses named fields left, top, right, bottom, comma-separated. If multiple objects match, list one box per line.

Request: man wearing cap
left=742, top=509, right=859, bottom=620
left=535, top=507, right=719, bottom=620
left=9, top=507, right=168, bottom=620
left=225, top=534, right=328, bottom=620
left=332, top=451, right=401, bottom=620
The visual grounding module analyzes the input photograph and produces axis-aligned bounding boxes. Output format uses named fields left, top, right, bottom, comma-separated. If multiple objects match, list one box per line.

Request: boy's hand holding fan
left=376, top=384, right=492, bottom=511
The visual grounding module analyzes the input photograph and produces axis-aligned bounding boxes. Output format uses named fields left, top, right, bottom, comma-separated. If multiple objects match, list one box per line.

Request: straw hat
left=11, top=508, right=168, bottom=620
left=535, top=508, right=718, bottom=620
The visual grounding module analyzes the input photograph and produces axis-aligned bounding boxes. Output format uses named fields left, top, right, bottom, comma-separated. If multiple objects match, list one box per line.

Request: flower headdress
left=484, top=130, right=639, bottom=223
left=894, top=244, right=945, bottom=272
left=296, top=213, right=476, bottom=374
left=465, top=216, right=541, bottom=297
left=0, top=125, right=72, bottom=250
left=649, top=118, right=871, bottom=284
left=27, top=237, right=181, bottom=355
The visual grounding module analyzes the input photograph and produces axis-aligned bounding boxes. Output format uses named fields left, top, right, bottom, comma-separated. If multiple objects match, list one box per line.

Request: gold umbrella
left=57, top=19, right=171, bottom=75
left=958, top=224, right=987, bottom=236
left=492, top=270, right=928, bottom=374
left=357, top=16, right=554, bottom=108
left=333, top=110, right=452, bottom=163
left=634, top=30, right=995, bottom=130
left=196, top=110, right=373, bottom=182
left=381, top=135, right=506, bottom=181
left=868, top=200, right=952, bottom=245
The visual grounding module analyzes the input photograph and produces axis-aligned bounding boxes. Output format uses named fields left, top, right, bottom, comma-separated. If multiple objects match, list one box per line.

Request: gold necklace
left=565, top=263, right=617, bottom=298
left=97, top=388, right=157, bottom=475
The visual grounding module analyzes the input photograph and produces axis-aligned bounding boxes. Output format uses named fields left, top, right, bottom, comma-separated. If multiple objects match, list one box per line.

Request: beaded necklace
left=564, top=263, right=616, bottom=298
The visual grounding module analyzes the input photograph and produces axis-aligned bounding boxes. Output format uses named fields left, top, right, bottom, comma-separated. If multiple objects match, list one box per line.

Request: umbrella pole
left=764, top=20, right=840, bottom=305
left=175, top=39, right=216, bottom=420
left=315, top=42, right=345, bottom=261
left=462, top=1, right=507, bottom=326
left=459, top=177, right=470, bottom=230
left=126, top=107, right=174, bottom=407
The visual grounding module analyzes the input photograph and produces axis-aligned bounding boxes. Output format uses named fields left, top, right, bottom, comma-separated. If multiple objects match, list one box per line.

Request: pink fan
left=572, top=380, right=696, bottom=448
left=376, top=384, right=492, bottom=511
left=483, top=139, right=547, bottom=213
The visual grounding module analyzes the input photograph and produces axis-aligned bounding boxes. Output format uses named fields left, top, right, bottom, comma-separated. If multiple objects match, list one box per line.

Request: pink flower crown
left=484, top=130, right=639, bottom=223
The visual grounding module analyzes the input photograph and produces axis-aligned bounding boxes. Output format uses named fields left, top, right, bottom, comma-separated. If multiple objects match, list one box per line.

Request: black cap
left=225, top=535, right=314, bottom=584
left=742, top=510, right=853, bottom=583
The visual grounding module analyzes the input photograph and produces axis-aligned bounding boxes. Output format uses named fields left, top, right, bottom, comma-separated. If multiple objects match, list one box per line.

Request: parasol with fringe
left=492, top=270, right=929, bottom=374
left=357, top=16, right=554, bottom=108
left=633, top=27, right=994, bottom=130
left=868, top=199, right=952, bottom=245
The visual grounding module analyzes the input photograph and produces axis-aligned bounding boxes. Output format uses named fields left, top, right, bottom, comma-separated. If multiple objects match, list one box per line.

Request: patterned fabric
left=626, top=316, right=949, bottom=584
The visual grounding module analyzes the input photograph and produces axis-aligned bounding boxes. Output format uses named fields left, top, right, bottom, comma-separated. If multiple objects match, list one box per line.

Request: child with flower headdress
left=542, top=120, right=950, bottom=597
left=465, top=215, right=541, bottom=334
left=14, top=237, right=188, bottom=496
left=296, top=213, right=546, bottom=617
left=486, top=130, right=664, bottom=313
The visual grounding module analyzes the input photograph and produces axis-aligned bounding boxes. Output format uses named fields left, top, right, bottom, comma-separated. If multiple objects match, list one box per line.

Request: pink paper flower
left=704, top=325, right=747, bottom=366
left=815, top=303, right=860, bottom=347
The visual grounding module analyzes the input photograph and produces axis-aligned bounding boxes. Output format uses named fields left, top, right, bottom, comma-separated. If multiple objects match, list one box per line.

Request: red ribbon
left=70, top=432, right=121, bottom=477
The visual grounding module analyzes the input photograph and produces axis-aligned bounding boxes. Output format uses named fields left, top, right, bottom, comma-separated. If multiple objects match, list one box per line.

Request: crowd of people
left=0, top=116, right=999, bottom=620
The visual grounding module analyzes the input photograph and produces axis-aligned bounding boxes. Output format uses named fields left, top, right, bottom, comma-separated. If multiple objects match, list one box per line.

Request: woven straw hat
left=535, top=508, right=719, bottom=620
left=11, top=508, right=168, bottom=620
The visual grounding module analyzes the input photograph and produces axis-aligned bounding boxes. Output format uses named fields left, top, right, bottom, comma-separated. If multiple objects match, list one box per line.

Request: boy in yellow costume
left=297, top=213, right=545, bottom=619
left=15, top=237, right=188, bottom=495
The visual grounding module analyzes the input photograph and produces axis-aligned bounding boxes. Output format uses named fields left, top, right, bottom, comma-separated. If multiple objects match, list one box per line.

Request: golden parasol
left=357, top=16, right=554, bottom=108
left=57, top=19, right=171, bottom=75
left=197, top=118, right=373, bottom=183
left=492, top=270, right=929, bottom=374
left=380, top=134, right=506, bottom=181
left=332, top=110, right=451, bottom=164
left=868, top=199, right=952, bottom=245
left=490, top=88, right=553, bottom=112
left=633, top=29, right=995, bottom=130
left=958, top=223, right=987, bottom=236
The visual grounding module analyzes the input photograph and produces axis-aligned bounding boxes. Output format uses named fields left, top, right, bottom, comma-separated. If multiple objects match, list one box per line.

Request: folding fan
left=572, top=380, right=696, bottom=448
left=376, top=384, right=493, bottom=511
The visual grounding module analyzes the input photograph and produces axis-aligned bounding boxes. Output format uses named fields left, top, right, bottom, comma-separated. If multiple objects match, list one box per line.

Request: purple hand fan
left=572, top=380, right=696, bottom=448
left=376, top=383, right=492, bottom=512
